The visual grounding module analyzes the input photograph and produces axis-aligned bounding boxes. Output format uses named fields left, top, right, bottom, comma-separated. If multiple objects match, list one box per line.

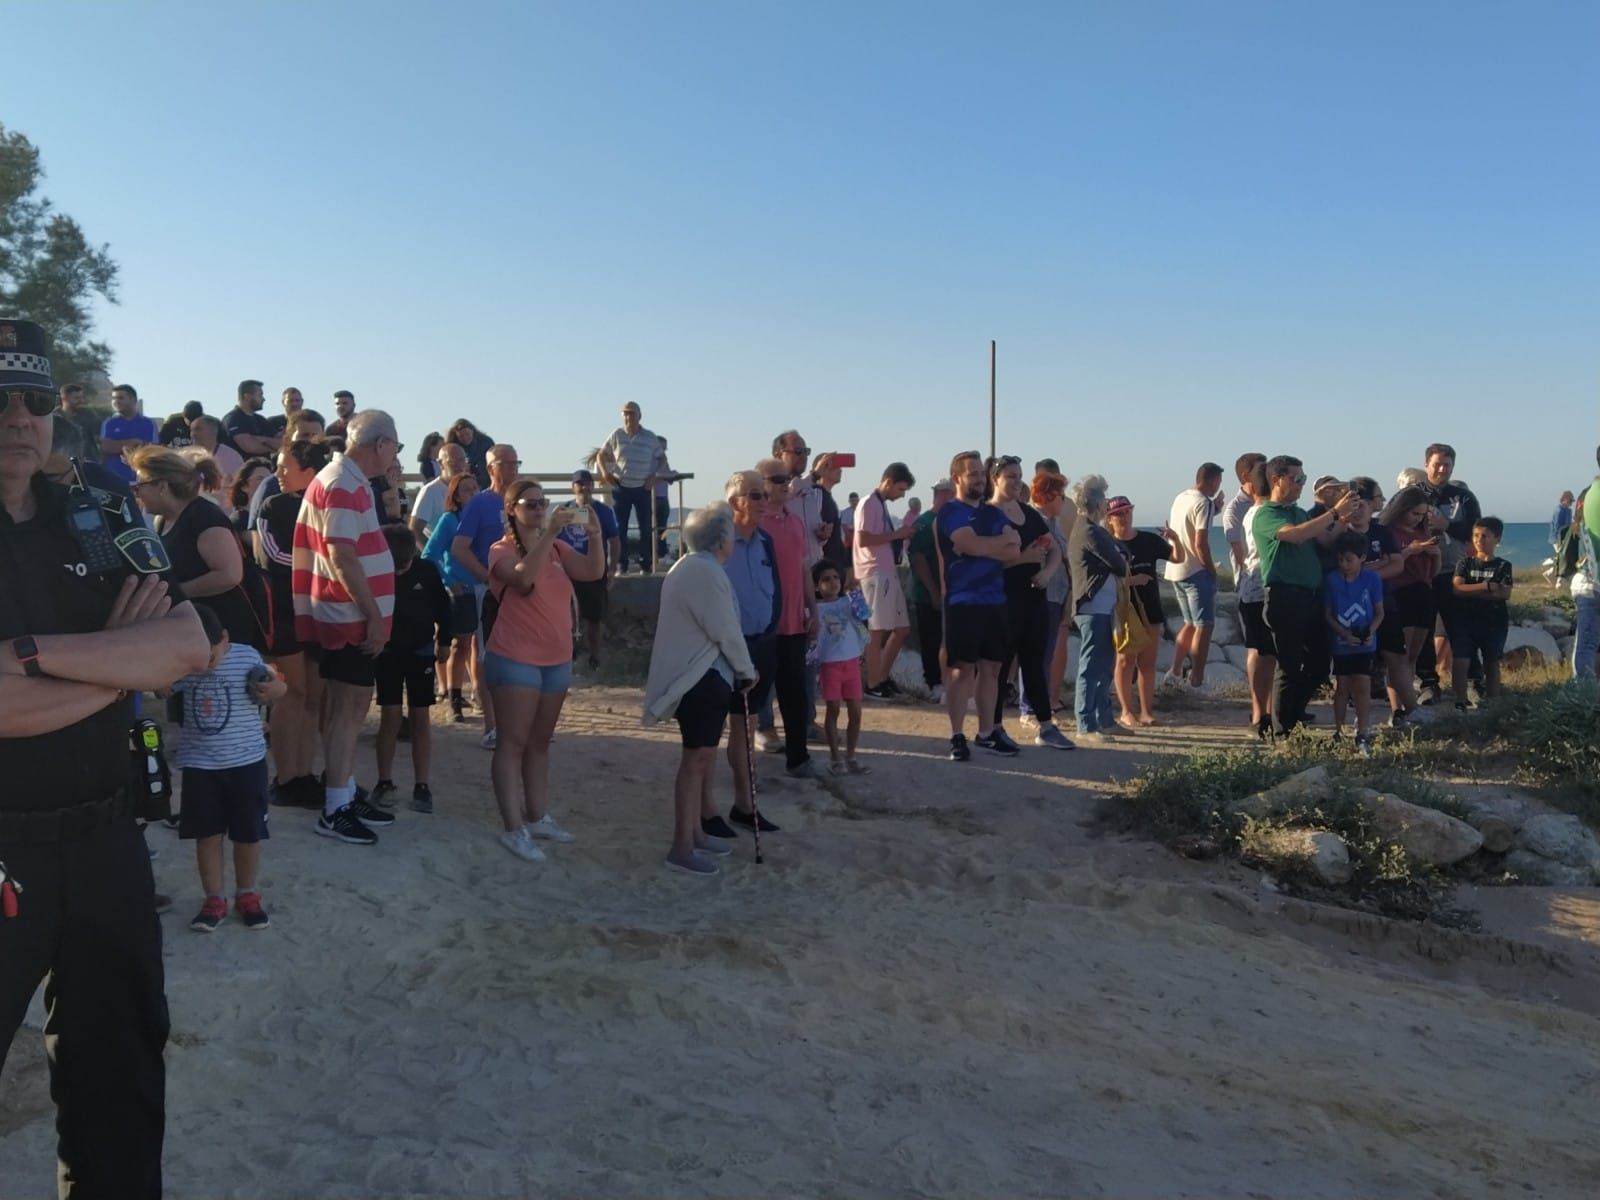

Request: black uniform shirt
left=0, top=474, right=185, bottom=812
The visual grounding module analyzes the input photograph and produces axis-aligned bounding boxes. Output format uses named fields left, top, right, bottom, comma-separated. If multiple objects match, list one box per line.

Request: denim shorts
left=483, top=651, right=573, bottom=694
left=1172, top=570, right=1217, bottom=628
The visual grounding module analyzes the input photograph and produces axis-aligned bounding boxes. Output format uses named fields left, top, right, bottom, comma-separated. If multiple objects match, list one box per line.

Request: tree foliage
left=0, top=123, right=118, bottom=389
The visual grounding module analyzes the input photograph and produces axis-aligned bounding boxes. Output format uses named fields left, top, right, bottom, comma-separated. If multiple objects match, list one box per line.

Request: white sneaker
left=498, top=827, right=545, bottom=862
left=928, top=684, right=945, bottom=705
left=480, top=728, right=498, bottom=750
left=755, top=729, right=782, bottom=754
left=526, top=814, right=576, bottom=843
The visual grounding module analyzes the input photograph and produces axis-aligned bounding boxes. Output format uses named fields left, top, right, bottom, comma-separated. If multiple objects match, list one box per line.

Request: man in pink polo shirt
left=757, top=455, right=818, bottom=778
left=292, top=409, right=399, bottom=845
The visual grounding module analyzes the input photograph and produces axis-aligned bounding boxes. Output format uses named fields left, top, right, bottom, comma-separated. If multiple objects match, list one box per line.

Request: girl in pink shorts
left=812, top=561, right=871, bottom=775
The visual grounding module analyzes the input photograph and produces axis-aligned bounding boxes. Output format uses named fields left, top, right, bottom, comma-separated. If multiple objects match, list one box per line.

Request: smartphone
left=832, top=452, right=857, bottom=468
left=551, top=506, right=586, bottom=528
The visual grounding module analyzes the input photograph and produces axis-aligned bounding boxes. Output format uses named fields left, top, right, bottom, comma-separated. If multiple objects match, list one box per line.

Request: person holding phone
left=558, top=468, right=620, bottom=670
left=484, top=480, right=604, bottom=863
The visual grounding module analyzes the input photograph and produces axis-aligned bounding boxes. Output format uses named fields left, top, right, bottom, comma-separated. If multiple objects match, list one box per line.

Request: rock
left=1363, top=793, right=1483, bottom=865
left=1199, top=662, right=1246, bottom=688
left=1504, top=849, right=1593, bottom=888
left=1542, top=618, right=1574, bottom=641
left=1211, top=614, right=1240, bottom=648
left=1503, top=626, right=1560, bottom=666
left=1516, top=813, right=1600, bottom=880
left=1466, top=810, right=1517, bottom=854
left=1245, top=827, right=1352, bottom=885
left=1234, top=766, right=1334, bottom=818
left=1168, top=833, right=1222, bottom=860
left=1559, top=636, right=1575, bottom=663
left=1222, top=643, right=1251, bottom=672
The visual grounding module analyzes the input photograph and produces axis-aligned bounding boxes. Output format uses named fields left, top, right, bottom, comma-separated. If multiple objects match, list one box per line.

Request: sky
left=5, top=0, right=1597, bottom=519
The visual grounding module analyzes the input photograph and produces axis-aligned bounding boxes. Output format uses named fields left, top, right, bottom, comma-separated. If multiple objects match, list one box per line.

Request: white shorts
left=861, top=572, right=909, bottom=632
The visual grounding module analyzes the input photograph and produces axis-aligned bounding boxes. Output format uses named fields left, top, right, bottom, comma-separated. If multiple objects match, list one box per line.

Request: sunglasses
left=765, top=474, right=791, bottom=486
left=787, top=446, right=810, bottom=458
left=515, top=496, right=548, bottom=509
left=2, top=389, right=57, bottom=417
left=1290, top=474, right=1307, bottom=485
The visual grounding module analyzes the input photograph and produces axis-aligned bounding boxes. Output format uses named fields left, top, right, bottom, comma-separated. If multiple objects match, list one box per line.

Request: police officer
left=0, top=319, right=210, bottom=1199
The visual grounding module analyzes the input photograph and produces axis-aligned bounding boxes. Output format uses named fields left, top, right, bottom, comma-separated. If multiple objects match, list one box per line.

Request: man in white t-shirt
left=1163, top=461, right=1225, bottom=689
left=854, top=463, right=917, bottom=699
left=409, top=441, right=467, bottom=544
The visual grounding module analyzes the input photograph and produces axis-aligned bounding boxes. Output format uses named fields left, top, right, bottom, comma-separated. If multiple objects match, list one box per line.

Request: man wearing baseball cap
left=558, top=468, right=620, bottom=669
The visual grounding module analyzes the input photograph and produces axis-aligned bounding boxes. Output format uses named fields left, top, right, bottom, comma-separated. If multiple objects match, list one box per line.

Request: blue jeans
left=1574, top=594, right=1600, bottom=678
left=1074, top=612, right=1115, bottom=733
left=612, top=485, right=654, bottom=571
left=1172, top=570, right=1217, bottom=628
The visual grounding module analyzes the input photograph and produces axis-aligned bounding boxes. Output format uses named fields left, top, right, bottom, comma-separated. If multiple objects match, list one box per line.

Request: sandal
left=846, top=759, right=871, bottom=775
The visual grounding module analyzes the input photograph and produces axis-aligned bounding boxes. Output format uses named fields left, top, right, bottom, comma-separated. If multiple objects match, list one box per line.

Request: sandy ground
left=4, top=686, right=1600, bottom=1199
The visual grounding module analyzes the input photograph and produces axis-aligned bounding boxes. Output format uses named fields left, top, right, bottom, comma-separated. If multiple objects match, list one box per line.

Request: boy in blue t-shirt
left=1324, top=532, right=1385, bottom=753
left=162, top=605, right=286, bottom=932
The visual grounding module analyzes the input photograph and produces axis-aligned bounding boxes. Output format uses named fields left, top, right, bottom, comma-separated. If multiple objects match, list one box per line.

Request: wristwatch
left=11, top=636, right=41, bottom=677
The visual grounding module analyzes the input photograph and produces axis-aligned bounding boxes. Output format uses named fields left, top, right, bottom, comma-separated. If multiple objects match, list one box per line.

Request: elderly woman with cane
left=643, top=503, right=757, bottom=877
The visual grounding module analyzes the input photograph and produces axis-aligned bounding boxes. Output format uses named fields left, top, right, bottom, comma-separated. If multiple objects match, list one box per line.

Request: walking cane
left=740, top=691, right=764, bottom=865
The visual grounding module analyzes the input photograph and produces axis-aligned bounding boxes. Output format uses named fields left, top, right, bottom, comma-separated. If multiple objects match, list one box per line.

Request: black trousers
left=1264, top=582, right=1320, bottom=731
left=0, top=818, right=167, bottom=1199
left=995, top=586, right=1051, bottom=726
left=913, top=601, right=944, bottom=688
left=774, top=633, right=812, bottom=770
left=1416, top=573, right=1482, bottom=688
left=612, top=485, right=654, bottom=571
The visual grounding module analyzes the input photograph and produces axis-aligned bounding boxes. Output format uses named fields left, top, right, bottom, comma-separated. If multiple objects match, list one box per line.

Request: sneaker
left=450, top=695, right=466, bottom=723
left=928, top=684, right=945, bottom=705
left=1018, top=711, right=1039, bottom=729
left=881, top=679, right=903, bottom=697
left=696, top=834, right=734, bottom=857
left=1355, top=734, right=1375, bottom=758
left=1454, top=701, right=1471, bottom=714
left=315, top=807, right=378, bottom=845
left=526, top=813, right=576, bottom=843
left=806, top=723, right=826, bottom=744
left=846, top=759, right=871, bottom=775
left=701, top=815, right=739, bottom=839
left=1158, top=674, right=1186, bottom=692
left=276, top=774, right=323, bottom=810
left=1419, top=683, right=1443, bottom=706
left=411, top=783, right=434, bottom=814
left=755, top=729, right=783, bottom=754
left=499, top=827, right=546, bottom=863
left=370, top=780, right=398, bottom=810
left=863, top=683, right=894, bottom=701
left=1034, top=724, right=1076, bottom=751
left=1331, top=730, right=1344, bottom=745
left=974, top=728, right=1021, bottom=756
left=234, top=892, right=270, bottom=931
left=189, top=896, right=226, bottom=933
left=785, top=759, right=818, bottom=779
left=480, top=728, right=498, bottom=750
left=153, top=893, right=174, bottom=915
left=347, top=795, right=395, bottom=827
left=729, top=806, right=780, bottom=833
left=665, top=849, right=719, bottom=876
left=949, top=733, right=971, bottom=762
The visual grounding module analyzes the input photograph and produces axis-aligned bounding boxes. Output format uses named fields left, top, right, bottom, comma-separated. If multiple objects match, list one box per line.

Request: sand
left=4, top=688, right=1600, bottom=1198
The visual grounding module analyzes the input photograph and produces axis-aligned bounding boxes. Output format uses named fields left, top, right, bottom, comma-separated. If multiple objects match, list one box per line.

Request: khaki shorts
left=861, top=572, right=909, bottom=632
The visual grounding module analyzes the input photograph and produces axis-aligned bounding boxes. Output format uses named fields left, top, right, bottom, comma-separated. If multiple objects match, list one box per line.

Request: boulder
left=1516, top=813, right=1600, bottom=881
left=1363, top=793, right=1483, bottom=865
left=1559, top=636, right=1575, bottom=663
left=1503, top=626, right=1560, bottom=666
left=1211, top=613, right=1240, bottom=648
left=1542, top=618, right=1574, bottom=641
left=1233, top=766, right=1335, bottom=819
left=1222, top=643, right=1251, bottom=672
left=1245, top=827, right=1352, bottom=886
left=1198, top=662, right=1246, bottom=688
left=1504, top=849, right=1593, bottom=888
left=1466, top=810, right=1517, bottom=854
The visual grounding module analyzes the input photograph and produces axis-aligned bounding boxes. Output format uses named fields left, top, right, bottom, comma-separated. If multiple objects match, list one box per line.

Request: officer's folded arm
left=0, top=673, right=123, bottom=738
left=0, top=589, right=210, bottom=697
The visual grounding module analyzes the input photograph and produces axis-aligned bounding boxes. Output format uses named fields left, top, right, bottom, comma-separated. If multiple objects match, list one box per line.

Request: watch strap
left=12, top=637, right=41, bottom=678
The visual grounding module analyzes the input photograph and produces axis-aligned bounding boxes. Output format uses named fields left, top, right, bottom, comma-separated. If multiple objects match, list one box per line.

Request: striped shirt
left=603, top=425, right=661, bottom=488
left=292, top=454, right=395, bottom=649
left=172, top=644, right=270, bottom=770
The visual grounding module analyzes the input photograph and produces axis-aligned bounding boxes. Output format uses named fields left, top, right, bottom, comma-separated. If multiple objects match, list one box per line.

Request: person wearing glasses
left=485, top=479, right=604, bottom=862
left=757, top=456, right=819, bottom=779
left=600, top=401, right=662, bottom=573
left=290, top=410, right=402, bottom=844
left=1251, top=455, right=1361, bottom=737
left=0, top=319, right=211, bottom=1198
left=451, top=443, right=521, bottom=748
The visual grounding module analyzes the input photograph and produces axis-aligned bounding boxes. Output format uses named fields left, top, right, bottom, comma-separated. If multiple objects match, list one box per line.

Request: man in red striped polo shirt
left=292, top=409, right=400, bottom=844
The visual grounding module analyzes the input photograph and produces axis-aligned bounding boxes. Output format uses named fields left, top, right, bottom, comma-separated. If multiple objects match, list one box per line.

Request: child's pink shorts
left=819, top=659, right=863, bottom=702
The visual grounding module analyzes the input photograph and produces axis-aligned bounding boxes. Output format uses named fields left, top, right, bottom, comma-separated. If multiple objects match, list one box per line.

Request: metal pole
left=988, top=339, right=996, bottom=459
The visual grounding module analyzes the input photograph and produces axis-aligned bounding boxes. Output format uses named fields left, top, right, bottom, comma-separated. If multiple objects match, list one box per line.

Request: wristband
left=12, top=636, right=41, bottom=678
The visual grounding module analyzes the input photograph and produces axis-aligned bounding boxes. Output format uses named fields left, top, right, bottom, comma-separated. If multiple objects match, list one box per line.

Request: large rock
left=1463, top=791, right=1533, bottom=854
left=1516, top=814, right=1600, bottom=881
left=1503, top=626, right=1560, bottom=666
left=1234, top=766, right=1335, bottom=818
left=1198, top=661, right=1246, bottom=688
left=1542, top=617, right=1574, bottom=641
left=1211, top=613, right=1240, bottom=648
left=1222, top=643, right=1252, bottom=672
left=1246, top=827, right=1352, bottom=885
left=1505, top=849, right=1593, bottom=888
left=1363, top=793, right=1483, bottom=865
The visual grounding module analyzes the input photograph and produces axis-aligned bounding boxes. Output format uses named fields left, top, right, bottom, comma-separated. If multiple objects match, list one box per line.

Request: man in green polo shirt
left=1251, top=455, right=1360, bottom=737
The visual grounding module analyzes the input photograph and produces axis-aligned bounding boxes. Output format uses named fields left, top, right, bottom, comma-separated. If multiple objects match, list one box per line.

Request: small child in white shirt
left=812, top=561, right=870, bottom=775
left=164, top=605, right=285, bottom=932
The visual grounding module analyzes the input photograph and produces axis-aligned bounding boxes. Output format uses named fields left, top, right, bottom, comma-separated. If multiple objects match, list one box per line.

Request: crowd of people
left=49, top=375, right=1563, bottom=892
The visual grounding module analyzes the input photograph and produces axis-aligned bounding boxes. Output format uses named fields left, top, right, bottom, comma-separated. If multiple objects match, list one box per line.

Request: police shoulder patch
left=115, top=527, right=171, bottom=574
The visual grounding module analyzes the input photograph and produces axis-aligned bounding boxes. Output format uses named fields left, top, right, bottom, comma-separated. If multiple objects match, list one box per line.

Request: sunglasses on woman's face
left=515, top=497, right=547, bottom=510
left=2, top=389, right=57, bottom=417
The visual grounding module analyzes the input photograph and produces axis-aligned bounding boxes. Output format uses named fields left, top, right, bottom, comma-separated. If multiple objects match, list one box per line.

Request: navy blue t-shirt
left=936, top=500, right=1008, bottom=607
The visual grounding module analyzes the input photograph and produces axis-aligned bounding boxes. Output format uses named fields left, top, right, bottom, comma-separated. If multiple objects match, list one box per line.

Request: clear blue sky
left=7, top=1, right=1597, bottom=519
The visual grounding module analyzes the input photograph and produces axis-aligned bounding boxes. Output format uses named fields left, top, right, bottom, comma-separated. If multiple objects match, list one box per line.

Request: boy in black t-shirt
left=372, top=525, right=453, bottom=812
left=1451, top=517, right=1513, bottom=710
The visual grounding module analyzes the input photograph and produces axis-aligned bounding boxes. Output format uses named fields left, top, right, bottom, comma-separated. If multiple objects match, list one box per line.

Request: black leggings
left=995, top=585, right=1051, bottom=726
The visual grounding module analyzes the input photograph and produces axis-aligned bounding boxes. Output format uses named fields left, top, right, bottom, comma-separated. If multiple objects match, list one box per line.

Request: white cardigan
left=641, top=551, right=757, bottom=726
